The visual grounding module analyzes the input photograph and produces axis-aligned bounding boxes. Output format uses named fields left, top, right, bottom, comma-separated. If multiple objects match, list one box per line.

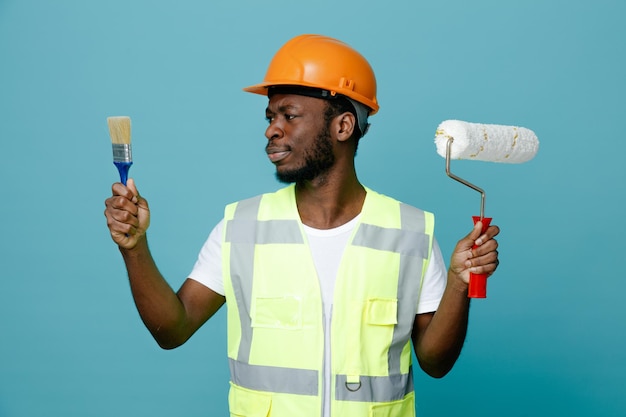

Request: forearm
left=414, top=273, right=470, bottom=378
left=119, top=236, right=190, bottom=349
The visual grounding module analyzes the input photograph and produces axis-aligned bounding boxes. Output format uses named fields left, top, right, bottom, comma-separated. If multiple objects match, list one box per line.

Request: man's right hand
left=104, top=178, right=150, bottom=249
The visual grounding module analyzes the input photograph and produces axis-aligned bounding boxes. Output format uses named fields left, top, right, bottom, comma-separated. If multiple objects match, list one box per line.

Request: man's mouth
left=266, top=147, right=291, bottom=163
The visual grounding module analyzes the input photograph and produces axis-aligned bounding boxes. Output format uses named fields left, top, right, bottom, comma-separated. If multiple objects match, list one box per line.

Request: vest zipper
left=321, top=304, right=333, bottom=417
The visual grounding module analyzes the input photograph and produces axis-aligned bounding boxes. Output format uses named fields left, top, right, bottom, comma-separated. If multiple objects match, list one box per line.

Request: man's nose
left=265, top=119, right=284, bottom=141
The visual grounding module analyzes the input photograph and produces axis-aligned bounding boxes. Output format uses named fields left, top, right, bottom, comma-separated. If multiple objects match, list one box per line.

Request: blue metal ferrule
left=114, top=161, right=133, bottom=185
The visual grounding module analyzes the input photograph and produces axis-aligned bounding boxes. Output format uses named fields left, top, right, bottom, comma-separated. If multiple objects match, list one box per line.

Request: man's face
left=264, top=94, right=335, bottom=184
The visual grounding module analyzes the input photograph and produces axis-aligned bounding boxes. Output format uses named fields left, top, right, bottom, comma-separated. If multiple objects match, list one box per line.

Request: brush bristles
left=107, top=116, right=132, bottom=145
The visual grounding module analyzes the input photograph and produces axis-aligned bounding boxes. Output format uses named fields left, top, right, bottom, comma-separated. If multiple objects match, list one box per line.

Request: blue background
left=1, top=0, right=624, bottom=416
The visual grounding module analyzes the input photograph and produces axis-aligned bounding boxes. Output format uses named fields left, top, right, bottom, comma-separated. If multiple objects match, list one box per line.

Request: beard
left=275, top=125, right=335, bottom=184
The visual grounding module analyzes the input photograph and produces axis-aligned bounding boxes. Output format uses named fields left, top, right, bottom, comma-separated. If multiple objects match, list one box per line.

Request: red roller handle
left=468, top=216, right=492, bottom=298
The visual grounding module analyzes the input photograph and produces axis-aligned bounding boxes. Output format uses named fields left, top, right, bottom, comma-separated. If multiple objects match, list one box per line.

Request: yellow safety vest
left=222, top=185, right=434, bottom=417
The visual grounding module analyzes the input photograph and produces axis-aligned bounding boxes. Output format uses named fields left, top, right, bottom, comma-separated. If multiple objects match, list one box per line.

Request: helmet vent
left=339, top=77, right=355, bottom=91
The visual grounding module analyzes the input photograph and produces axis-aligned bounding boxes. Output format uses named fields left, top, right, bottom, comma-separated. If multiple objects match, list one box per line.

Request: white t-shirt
left=189, top=217, right=447, bottom=312
left=189, top=216, right=447, bottom=417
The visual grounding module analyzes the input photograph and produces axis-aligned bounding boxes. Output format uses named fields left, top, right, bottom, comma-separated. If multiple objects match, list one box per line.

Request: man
left=104, top=34, right=500, bottom=417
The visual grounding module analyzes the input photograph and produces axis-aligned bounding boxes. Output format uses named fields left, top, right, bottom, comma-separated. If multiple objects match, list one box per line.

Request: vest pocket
left=251, top=296, right=303, bottom=329
left=369, top=392, right=415, bottom=417
left=365, top=298, right=398, bottom=326
left=229, top=382, right=272, bottom=417
left=357, top=298, right=398, bottom=373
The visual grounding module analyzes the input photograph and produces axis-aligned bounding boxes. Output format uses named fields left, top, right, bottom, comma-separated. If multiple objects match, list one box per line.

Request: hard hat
left=243, top=34, right=379, bottom=115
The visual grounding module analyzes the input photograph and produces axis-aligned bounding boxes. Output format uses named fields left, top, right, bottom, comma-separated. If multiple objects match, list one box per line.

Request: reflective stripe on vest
left=229, top=357, right=318, bottom=396
left=335, top=367, right=414, bottom=402
left=224, top=186, right=433, bottom=406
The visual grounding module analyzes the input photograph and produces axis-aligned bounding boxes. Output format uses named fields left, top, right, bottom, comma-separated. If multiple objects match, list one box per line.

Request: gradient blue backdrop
left=1, top=1, right=624, bottom=416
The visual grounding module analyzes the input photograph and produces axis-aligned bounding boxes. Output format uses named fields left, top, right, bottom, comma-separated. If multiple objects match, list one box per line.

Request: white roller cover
left=435, top=120, right=539, bottom=163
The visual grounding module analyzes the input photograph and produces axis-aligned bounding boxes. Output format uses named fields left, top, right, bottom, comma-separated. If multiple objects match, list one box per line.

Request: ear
left=334, top=112, right=356, bottom=142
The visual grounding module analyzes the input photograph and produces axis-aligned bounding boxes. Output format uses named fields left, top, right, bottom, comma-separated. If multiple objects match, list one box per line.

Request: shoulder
left=227, top=185, right=294, bottom=206
left=364, top=187, right=433, bottom=216
left=363, top=187, right=435, bottom=234
left=225, top=185, right=296, bottom=219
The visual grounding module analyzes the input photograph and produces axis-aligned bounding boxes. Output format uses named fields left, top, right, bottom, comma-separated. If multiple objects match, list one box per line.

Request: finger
left=475, top=224, right=500, bottom=246
left=126, top=178, right=140, bottom=204
left=107, top=198, right=138, bottom=226
left=470, top=261, right=498, bottom=276
left=111, top=181, right=132, bottom=198
left=459, top=221, right=484, bottom=251
left=467, top=251, right=499, bottom=275
left=487, top=224, right=500, bottom=237
left=105, top=195, right=139, bottom=216
left=472, top=238, right=499, bottom=258
left=105, top=208, right=138, bottom=235
left=469, top=249, right=499, bottom=267
left=110, top=204, right=139, bottom=225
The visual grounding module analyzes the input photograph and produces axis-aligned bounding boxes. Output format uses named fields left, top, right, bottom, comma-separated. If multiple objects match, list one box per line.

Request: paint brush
left=107, top=116, right=132, bottom=185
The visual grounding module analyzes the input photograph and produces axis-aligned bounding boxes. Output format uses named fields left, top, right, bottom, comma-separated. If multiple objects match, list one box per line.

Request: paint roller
left=434, top=120, right=539, bottom=298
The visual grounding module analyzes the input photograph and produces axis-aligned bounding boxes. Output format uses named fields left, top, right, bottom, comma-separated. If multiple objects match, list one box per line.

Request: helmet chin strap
left=346, top=97, right=370, bottom=137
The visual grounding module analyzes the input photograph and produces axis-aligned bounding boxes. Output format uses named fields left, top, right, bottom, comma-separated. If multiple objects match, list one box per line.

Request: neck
left=294, top=167, right=365, bottom=230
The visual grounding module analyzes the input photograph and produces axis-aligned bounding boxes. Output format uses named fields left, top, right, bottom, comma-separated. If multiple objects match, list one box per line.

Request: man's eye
left=265, top=114, right=296, bottom=124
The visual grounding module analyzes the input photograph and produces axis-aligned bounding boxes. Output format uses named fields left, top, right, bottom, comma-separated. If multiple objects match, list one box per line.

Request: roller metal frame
left=445, top=137, right=486, bottom=220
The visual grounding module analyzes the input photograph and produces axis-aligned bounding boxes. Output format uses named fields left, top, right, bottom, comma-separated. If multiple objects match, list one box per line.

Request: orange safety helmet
left=243, top=34, right=379, bottom=115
